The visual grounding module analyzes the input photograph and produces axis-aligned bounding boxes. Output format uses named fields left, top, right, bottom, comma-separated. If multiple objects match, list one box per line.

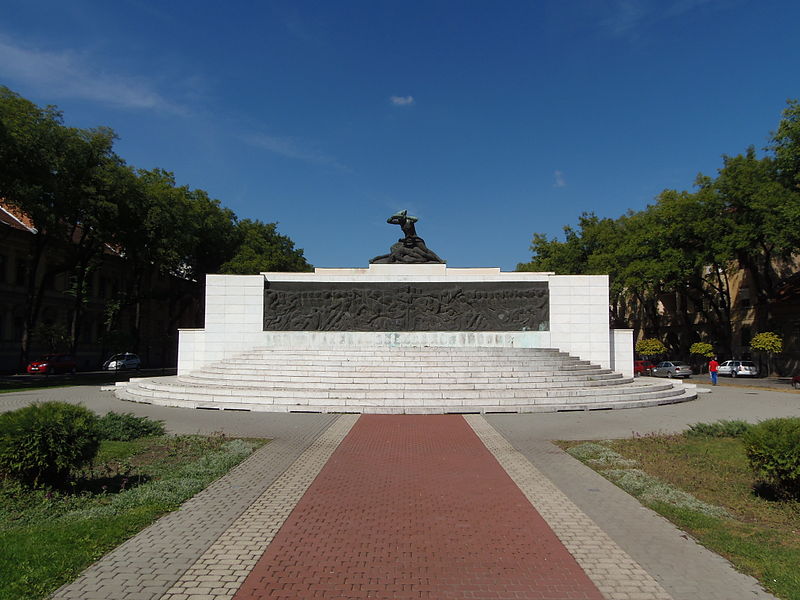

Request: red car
left=634, top=360, right=655, bottom=376
left=26, top=354, right=77, bottom=375
left=793, top=375, right=800, bottom=390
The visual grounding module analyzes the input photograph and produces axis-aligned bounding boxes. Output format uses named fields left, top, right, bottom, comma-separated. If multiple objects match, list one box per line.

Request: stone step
left=249, top=347, right=568, bottom=356
left=179, top=371, right=624, bottom=385
left=127, top=378, right=676, bottom=400
left=115, top=382, right=692, bottom=413
left=204, top=362, right=599, bottom=373
left=116, top=345, right=696, bottom=413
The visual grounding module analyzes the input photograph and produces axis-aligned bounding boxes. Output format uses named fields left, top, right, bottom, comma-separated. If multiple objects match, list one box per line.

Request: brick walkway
left=232, top=415, right=602, bottom=600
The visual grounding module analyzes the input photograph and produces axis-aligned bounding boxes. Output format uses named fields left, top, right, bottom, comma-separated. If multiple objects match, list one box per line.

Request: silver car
left=651, top=361, right=693, bottom=378
left=103, top=353, right=141, bottom=371
left=717, top=360, right=758, bottom=378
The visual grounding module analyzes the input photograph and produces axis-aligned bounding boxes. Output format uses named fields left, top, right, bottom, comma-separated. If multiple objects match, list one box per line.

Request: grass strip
left=559, top=435, right=800, bottom=600
left=0, top=435, right=265, bottom=600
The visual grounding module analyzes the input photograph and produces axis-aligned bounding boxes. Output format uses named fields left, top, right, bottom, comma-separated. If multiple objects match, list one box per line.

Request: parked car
left=651, top=361, right=693, bottom=378
left=26, top=354, right=77, bottom=375
left=103, top=353, right=141, bottom=371
left=634, top=360, right=656, bottom=376
left=717, top=360, right=758, bottom=378
left=792, top=375, right=800, bottom=390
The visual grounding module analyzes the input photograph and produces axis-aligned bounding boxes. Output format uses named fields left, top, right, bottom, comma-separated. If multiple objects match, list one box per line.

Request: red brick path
left=233, top=415, right=603, bottom=599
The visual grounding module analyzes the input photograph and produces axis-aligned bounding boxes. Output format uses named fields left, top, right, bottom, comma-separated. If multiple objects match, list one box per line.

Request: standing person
left=708, top=356, right=719, bottom=386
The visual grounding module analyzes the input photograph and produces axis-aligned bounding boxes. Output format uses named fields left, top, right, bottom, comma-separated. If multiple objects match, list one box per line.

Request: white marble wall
left=611, top=329, right=635, bottom=377
left=177, top=265, right=632, bottom=375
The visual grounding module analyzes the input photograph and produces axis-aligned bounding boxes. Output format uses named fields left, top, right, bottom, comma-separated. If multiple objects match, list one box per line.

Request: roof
left=0, top=198, right=122, bottom=257
left=0, top=200, right=37, bottom=233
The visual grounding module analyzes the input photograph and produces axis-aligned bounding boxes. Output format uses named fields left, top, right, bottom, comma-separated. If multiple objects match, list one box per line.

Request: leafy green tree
left=770, top=99, right=800, bottom=189
left=184, top=190, right=240, bottom=278
left=0, top=86, right=118, bottom=365
left=703, top=148, right=800, bottom=327
left=689, top=342, right=715, bottom=372
left=220, top=219, right=312, bottom=274
left=689, top=342, right=714, bottom=358
left=635, top=338, right=666, bottom=360
left=750, top=332, right=783, bottom=376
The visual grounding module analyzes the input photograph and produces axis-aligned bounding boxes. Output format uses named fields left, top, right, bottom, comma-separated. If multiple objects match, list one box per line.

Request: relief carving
left=263, top=282, right=549, bottom=332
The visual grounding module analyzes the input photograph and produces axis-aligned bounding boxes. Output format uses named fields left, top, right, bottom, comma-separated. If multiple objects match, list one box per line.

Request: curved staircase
left=114, top=346, right=696, bottom=414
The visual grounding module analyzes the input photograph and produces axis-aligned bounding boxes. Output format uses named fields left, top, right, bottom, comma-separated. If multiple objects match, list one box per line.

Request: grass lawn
left=0, top=434, right=266, bottom=600
left=558, top=433, right=800, bottom=600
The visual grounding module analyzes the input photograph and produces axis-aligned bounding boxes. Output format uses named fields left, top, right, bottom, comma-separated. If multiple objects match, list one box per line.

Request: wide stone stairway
left=115, top=346, right=696, bottom=413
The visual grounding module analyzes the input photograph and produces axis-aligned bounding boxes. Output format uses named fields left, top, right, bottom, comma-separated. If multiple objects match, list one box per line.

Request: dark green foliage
left=220, top=218, right=312, bottom=274
left=96, top=412, right=165, bottom=441
left=517, top=101, right=800, bottom=359
left=744, top=418, right=800, bottom=497
left=686, top=420, right=753, bottom=439
left=0, top=86, right=313, bottom=364
left=0, top=402, right=99, bottom=488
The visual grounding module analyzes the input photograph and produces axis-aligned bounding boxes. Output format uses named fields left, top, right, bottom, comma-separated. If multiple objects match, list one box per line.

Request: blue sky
left=1, top=0, right=798, bottom=270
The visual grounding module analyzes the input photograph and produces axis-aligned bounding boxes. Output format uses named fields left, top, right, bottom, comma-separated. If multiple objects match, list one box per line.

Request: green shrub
left=97, top=412, right=165, bottom=441
left=635, top=338, right=666, bottom=359
left=743, top=418, right=800, bottom=496
left=0, top=402, right=100, bottom=488
left=686, top=420, right=753, bottom=439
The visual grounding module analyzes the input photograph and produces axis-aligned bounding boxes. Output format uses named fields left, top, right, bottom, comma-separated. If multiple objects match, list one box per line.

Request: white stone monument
left=177, top=264, right=634, bottom=377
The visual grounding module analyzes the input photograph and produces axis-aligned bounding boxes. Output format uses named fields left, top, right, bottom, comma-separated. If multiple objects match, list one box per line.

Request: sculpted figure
left=370, top=210, right=445, bottom=264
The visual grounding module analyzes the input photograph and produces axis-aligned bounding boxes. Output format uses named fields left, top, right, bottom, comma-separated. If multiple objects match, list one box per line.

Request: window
left=739, top=286, right=751, bottom=308
left=740, top=326, right=752, bottom=347
left=15, top=259, right=28, bottom=286
left=0, top=254, right=6, bottom=283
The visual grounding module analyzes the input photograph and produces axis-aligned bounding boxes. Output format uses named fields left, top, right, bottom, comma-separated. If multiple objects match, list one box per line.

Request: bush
left=635, top=338, right=666, bottom=359
left=743, top=418, right=800, bottom=497
left=689, top=342, right=715, bottom=359
left=97, top=412, right=165, bottom=441
left=0, top=402, right=100, bottom=488
left=686, top=420, right=753, bottom=438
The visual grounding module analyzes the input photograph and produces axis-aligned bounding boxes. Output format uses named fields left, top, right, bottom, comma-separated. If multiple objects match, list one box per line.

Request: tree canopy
left=0, top=86, right=312, bottom=363
left=518, top=99, right=800, bottom=358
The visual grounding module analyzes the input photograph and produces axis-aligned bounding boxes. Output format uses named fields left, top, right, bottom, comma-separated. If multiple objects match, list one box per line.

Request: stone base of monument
left=114, top=346, right=696, bottom=413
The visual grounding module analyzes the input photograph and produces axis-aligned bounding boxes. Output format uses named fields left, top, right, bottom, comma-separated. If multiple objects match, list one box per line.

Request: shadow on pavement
left=0, top=368, right=177, bottom=393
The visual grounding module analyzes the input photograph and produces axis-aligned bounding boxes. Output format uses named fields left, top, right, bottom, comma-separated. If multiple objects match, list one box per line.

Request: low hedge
left=743, top=417, right=800, bottom=497
left=97, top=412, right=165, bottom=441
left=0, top=402, right=100, bottom=488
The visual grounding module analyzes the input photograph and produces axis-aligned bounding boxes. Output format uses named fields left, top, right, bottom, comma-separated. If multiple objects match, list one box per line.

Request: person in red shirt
left=708, top=357, right=719, bottom=386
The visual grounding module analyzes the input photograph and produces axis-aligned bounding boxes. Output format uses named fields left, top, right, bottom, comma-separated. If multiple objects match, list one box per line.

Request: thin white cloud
left=390, top=95, right=415, bottom=106
left=553, top=170, right=566, bottom=188
left=241, top=133, right=348, bottom=170
left=0, top=34, right=185, bottom=114
left=599, top=0, right=648, bottom=35
left=598, top=0, right=728, bottom=36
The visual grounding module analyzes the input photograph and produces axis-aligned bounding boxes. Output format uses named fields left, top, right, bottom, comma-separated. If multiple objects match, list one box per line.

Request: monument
left=370, top=210, right=445, bottom=264
left=115, top=212, right=697, bottom=412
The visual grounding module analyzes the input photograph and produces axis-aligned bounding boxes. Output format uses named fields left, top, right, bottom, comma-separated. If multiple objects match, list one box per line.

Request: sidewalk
left=1, top=386, right=788, bottom=600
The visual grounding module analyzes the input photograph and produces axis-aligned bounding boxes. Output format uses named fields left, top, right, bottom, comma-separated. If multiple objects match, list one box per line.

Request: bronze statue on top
left=370, top=210, right=445, bottom=264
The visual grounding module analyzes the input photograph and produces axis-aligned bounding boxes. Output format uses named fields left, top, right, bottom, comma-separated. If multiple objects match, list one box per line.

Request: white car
left=103, top=353, right=141, bottom=371
left=717, top=360, right=758, bottom=378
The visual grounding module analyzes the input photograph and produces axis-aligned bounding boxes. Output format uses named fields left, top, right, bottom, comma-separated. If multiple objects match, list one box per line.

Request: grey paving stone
left=486, top=386, right=791, bottom=600
left=28, top=387, right=340, bottom=600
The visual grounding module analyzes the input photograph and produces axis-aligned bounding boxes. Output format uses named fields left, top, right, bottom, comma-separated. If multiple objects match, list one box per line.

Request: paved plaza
left=2, top=384, right=798, bottom=599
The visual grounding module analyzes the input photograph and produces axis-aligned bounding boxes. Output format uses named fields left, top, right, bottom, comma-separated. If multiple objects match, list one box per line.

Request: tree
left=770, top=98, right=800, bottom=189
left=750, top=332, right=783, bottom=376
left=0, top=86, right=119, bottom=365
left=689, top=342, right=715, bottom=372
left=635, top=338, right=666, bottom=360
left=220, top=219, right=312, bottom=274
